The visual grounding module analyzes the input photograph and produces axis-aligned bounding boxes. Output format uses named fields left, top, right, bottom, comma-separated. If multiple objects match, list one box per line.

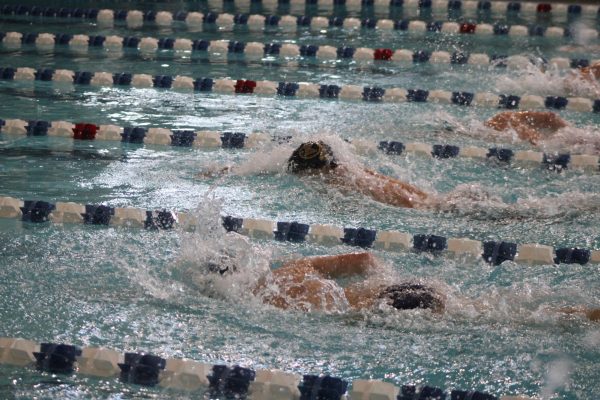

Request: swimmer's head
left=204, top=252, right=238, bottom=276
left=378, top=283, right=444, bottom=312
left=287, top=141, right=338, bottom=174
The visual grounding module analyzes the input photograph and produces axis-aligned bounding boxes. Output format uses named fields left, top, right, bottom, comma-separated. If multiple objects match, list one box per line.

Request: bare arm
left=558, top=306, right=600, bottom=322
left=514, top=111, right=567, bottom=130
left=363, top=169, right=430, bottom=208
left=591, top=63, right=600, bottom=80
left=331, top=167, right=429, bottom=208
left=586, top=308, right=600, bottom=321
left=278, top=252, right=377, bottom=279
left=484, top=112, right=512, bottom=131
left=485, top=111, right=567, bottom=144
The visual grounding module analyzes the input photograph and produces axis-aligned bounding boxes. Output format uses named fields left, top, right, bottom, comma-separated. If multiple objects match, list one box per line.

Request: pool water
left=0, top=1, right=600, bottom=399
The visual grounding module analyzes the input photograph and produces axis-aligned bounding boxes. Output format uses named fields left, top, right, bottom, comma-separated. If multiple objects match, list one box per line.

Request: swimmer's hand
left=197, top=165, right=232, bottom=178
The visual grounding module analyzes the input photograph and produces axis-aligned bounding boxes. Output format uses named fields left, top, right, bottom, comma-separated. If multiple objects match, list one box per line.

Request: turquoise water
left=1, top=1, right=600, bottom=399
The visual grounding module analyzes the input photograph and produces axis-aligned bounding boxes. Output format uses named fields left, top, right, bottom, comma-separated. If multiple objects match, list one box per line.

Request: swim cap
left=205, top=251, right=238, bottom=276
left=378, top=283, right=444, bottom=311
left=287, top=141, right=337, bottom=173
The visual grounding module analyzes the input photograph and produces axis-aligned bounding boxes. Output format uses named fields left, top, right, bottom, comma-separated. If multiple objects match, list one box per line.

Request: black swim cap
left=288, top=141, right=337, bottom=173
left=378, top=283, right=444, bottom=311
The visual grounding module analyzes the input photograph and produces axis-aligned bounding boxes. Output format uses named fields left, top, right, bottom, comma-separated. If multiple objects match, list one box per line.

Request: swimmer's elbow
left=586, top=308, right=600, bottom=322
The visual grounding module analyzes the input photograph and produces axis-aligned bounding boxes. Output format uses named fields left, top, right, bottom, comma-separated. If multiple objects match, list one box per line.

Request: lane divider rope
left=0, top=6, right=598, bottom=41
left=0, top=337, right=529, bottom=400
left=0, top=195, right=597, bottom=266
left=1, top=66, right=599, bottom=113
left=1, top=118, right=599, bottom=173
left=201, top=0, right=594, bottom=17
left=2, top=30, right=597, bottom=71
left=0, top=1, right=594, bottom=20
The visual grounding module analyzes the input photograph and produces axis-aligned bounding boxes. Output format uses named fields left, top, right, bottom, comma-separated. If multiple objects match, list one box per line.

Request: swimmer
left=484, top=111, right=568, bottom=145
left=287, top=141, right=430, bottom=208
left=200, top=140, right=430, bottom=209
left=211, top=248, right=600, bottom=321
left=252, top=252, right=445, bottom=313
left=200, top=140, right=600, bottom=214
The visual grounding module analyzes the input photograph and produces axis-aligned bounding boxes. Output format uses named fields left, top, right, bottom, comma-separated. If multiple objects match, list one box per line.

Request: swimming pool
left=1, top=1, right=600, bottom=399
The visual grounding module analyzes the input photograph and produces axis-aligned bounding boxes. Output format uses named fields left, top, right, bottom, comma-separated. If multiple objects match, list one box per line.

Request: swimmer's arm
left=359, top=169, right=430, bottom=208
left=511, top=125, right=541, bottom=145
left=486, top=111, right=566, bottom=144
left=484, top=112, right=512, bottom=131
left=556, top=306, right=600, bottom=322
left=516, top=111, right=568, bottom=131
left=280, top=252, right=378, bottom=279
left=363, top=169, right=428, bottom=196
left=577, top=63, right=600, bottom=81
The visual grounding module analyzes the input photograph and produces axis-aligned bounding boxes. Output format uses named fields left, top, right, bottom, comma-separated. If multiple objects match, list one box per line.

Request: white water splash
left=495, top=61, right=567, bottom=97
left=540, top=126, right=600, bottom=155
left=582, top=330, right=600, bottom=349
left=495, top=53, right=600, bottom=98
left=539, top=358, right=573, bottom=400
left=433, top=184, right=600, bottom=220
left=569, top=21, right=600, bottom=48
left=173, top=194, right=271, bottom=302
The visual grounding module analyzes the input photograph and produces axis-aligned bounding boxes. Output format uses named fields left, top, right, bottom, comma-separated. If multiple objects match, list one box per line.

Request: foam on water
left=539, top=358, right=573, bottom=400
left=173, top=194, right=272, bottom=302
left=434, top=184, right=600, bottom=221
left=495, top=59, right=600, bottom=98
left=495, top=61, right=568, bottom=97
left=540, top=126, right=600, bottom=155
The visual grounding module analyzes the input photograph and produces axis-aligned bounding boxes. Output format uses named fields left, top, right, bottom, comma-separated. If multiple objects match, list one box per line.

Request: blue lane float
left=0, top=195, right=598, bottom=266
left=34, top=343, right=82, bottom=374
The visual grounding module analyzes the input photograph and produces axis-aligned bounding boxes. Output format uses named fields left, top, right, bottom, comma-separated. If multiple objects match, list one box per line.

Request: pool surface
left=0, top=1, right=600, bottom=399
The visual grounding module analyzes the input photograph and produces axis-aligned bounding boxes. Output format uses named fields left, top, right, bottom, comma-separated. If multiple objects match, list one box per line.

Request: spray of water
left=495, top=49, right=600, bottom=99
left=539, top=358, right=573, bottom=400
left=173, top=194, right=271, bottom=303
left=495, top=60, right=569, bottom=97
left=432, top=183, right=600, bottom=220
left=540, top=125, right=600, bottom=155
